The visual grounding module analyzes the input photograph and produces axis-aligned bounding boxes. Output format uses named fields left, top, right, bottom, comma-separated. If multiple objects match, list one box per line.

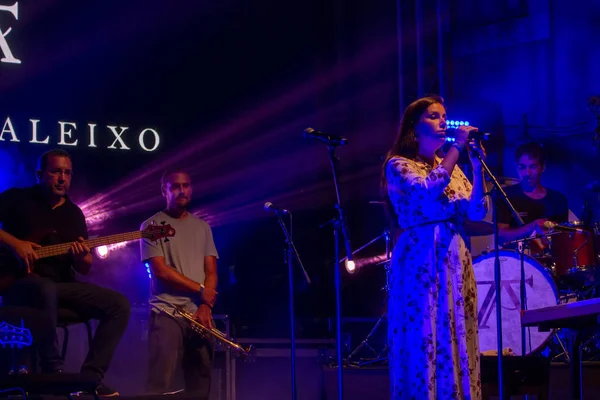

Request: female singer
left=382, top=95, right=488, bottom=399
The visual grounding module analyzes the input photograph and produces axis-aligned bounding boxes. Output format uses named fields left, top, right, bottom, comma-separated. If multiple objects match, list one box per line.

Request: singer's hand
left=463, top=126, right=485, bottom=170
left=453, top=126, right=472, bottom=148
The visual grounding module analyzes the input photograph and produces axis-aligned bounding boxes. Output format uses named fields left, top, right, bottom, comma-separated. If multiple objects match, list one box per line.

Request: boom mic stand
left=265, top=204, right=311, bottom=400
left=307, top=128, right=353, bottom=400
left=473, top=148, right=524, bottom=400
left=328, top=145, right=353, bottom=400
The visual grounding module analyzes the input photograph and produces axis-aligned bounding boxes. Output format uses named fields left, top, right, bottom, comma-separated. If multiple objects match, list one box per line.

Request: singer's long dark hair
left=380, top=95, right=444, bottom=227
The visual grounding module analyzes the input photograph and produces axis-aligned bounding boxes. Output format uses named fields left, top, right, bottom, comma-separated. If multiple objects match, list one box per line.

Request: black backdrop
left=0, top=0, right=400, bottom=338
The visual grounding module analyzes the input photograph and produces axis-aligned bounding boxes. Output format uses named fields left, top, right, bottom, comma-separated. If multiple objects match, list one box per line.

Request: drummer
left=497, top=141, right=569, bottom=253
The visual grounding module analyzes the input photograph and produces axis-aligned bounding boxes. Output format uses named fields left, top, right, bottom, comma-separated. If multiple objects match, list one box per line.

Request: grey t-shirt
left=140, top=211, right=219, bottom=315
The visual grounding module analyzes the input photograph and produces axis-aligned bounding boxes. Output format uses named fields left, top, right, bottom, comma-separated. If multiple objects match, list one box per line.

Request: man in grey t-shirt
left=140, top=169, right=218, bottom=397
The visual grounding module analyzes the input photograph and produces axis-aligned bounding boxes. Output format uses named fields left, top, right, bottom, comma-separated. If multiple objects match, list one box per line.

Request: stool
left=57, top=308, right=94, bottom=362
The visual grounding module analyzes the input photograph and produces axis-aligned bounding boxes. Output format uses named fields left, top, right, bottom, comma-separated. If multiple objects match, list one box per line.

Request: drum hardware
left=345, top=310, right=389, bottom=367
left=573, top=282, right=600, bottom=301
left=544, top=295, right=575, bottom=362
left=541, top=219, right=600, bottom=363
left=548, top=327, right=600, bottom=363
left=549, top=221, right=598, bottom=277
left=474, top=219, right=600, bottom=362
left=546, top=281, right=600, bottom=363
left=581, top=335, right=600, bottom=360
left=534, top=255, right=557, bottom=277
left=343, top=229, right=392, bottom=367
left=552, top=330, right=571, bottom=362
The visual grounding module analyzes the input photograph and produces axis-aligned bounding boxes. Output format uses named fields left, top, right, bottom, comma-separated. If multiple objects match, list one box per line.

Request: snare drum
left=550, top=221, right=597, bottom=276
left=474, top=250, right=558, bottom=355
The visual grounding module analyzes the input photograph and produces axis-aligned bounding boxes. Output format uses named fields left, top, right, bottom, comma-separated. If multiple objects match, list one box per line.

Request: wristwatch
left=199, top=284, right=205, bottom=296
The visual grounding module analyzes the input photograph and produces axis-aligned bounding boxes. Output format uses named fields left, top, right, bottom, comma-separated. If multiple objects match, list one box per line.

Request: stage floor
left=4, top=361, right=600, bottom=399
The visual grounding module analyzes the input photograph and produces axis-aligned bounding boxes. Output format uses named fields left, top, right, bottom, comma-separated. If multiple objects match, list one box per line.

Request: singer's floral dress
left=385, top=155, right=488, bottom=400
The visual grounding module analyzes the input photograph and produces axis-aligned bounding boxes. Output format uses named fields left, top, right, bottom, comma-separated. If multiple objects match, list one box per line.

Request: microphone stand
left=272, top=209, right=311, bottom=400
left=325, top=144, right=353, bottom=400
left=474, top=150, right=524, bottom=400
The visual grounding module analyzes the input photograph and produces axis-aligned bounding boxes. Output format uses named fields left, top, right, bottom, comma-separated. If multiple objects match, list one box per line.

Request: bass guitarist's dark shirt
left=0, top=185, right=88, bottom=282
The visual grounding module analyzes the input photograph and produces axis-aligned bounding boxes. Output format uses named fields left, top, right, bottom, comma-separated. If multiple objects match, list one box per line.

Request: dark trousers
left=1, top=275, right=61, bottom=372
left=146, top=311, right=214, bottom=397
left=1, top=275, right=131, bottom=380
left=0, top=306, right=55, bottom=374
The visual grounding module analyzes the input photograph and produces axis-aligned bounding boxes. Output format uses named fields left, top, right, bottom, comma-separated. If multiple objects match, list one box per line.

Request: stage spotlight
left=95, top=245, right=109, bottom=259
left=345, top=253, right=390, bottom=274
left=345, top=259, right=356, bottom=274
left=445, top=119, right=471, bottom=142
left=447, top=119, right=470, bottom=127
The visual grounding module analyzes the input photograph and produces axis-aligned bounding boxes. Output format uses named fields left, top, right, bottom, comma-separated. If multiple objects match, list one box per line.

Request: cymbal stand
left=338, top=231, right=388, bottom=264
left=551, top=331, right=571, bottom=363
left=345, top=230, right=392, bottom=366
left=550, top=293, right=579, bottom=363
left=575, top=282, right=600, bottom=361
left=550, top=285, right=600, bottom=363
left=551, top=327, right=600, bottom=363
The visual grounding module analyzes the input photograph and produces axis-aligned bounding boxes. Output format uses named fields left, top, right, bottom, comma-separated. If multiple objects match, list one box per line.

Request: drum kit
left=345, top=186, right=600, bottom=366
left=472, top=217, right=600, bottom=362
left=471, top=179, right=600, bottom=361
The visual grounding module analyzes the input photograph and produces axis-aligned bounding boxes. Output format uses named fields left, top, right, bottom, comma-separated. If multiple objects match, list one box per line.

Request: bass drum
left=473, top=250, right=558, bottom=355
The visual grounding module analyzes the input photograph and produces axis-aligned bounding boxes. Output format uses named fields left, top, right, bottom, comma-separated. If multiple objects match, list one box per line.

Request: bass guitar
left=0, top=223, right=176, bottom=291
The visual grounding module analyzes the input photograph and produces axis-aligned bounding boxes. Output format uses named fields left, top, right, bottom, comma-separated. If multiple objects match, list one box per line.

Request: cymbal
left=368, top=200, right=386, bottom=205
left=486, top=177, right=520, bottom=187
left=464, top=220, right=494, bottom=237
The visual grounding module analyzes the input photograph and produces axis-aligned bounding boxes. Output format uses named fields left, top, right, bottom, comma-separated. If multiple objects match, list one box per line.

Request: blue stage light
left=444, top=119, right=471, bottom=141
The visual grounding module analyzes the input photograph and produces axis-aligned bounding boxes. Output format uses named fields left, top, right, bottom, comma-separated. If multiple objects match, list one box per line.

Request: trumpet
left=158, top=303, right=253, bottom=359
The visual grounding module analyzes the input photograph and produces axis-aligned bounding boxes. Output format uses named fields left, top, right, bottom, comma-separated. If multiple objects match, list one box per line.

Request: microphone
left=543, top=221, right=586, bottom=233
left=264, top=202, right=289, bottom=215
left=446, top=128, right=491, bottom=141
left=304, top=127, right=348, bottom=146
